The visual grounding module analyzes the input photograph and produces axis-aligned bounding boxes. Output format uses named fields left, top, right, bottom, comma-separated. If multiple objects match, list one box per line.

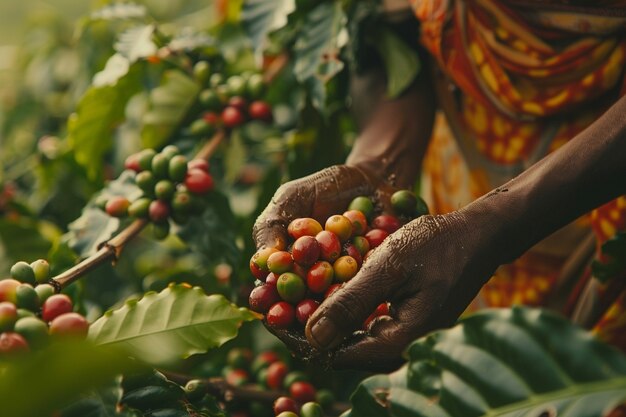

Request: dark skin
left=253, top=56, right=626, bottom=371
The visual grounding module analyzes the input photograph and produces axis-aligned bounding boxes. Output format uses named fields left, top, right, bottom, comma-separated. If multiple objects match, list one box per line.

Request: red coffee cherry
left=221, top=106, right=245, bottom=128
left=185, top=169, right=214, bottom=194
left=49, top=312, right=89, bottom=338
left=225, top=368, right=249, bottom=386
left=315, top=231, right=341, bottom=263
left=266, top=361, right=289, bottom=390
left=202, top=111, right=220, bottom=126
left=364, top=302, right=390, bottom=330
left=248, top=284, right=280, bottom=314
left=149, top=200, right=170, bottom=223
left=248, top=100, right=272, bottom=122
left=365, top=228, right=389, bottom=249
left=0, top=302, right=18, bottom=332
left=372, top=214, right=401, bottom=234
left=343, top=243, right=363, bottom=267
left=124, top=153, right=142, bottom=172
left=290, top=381, right=317, bottom=403
left=42, top=294, right=73, bottom=322
left=105, top=196, right=130, bottom=217
left=324, top=215, right=353, bottom=243
left=227, top=96, right=247, bottom=112
left=291, top=236, right=321, bottom=268
left=333, top=256, right=358, bottom=282
left=291, top=263, right=308, bottom=279
left=273, top=396, right=299, bottom=415
left=287, top=218, right=323, bottom=240
left=267, top=251, right=294, bottom=274
left=266, top=302, right=295, bottom=329
left=343, top=210, right=368, bottom=236
left=324, top=283, right=342, bottom=299
left=306, top=261, right=334, bottom=294
left=296, top=299, right=320, bottom=325
left=0, top=332, right=29, bottom=354
left=0, top=279, right=21, bottom=303
left=187, top=159, right=210, bottom=172
left=265, top=272, right=279, bottom=286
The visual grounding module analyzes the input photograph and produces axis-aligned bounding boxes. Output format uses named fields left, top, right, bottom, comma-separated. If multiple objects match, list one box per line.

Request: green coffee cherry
left=391, top=190, right=418, bottom=216
left=152, top=222, right=170, bottom=240
left=193, top=61, right=211, bottom=84
left=184, top=379, right=206, bottom=402
left=189, top=119, right=213, bottom=136
left=155, top=180, right=175, bottom=201
left=283, top=371, right=309, bottom=390
left=14, top=317, right=48, bottom=348
left=226, top=75, right=246, bottom=97
left=415, top=195, right=429, bottom=217
left=246, top=73, right=264, bottom=99
left=34, top=284, right=55, bottom=304
left=199, top=89, right=222, bottom=110
left=348, top=196, right=374, bottom=221
left=138, top=149, right=157, bottom=171
left=128, top=198, right=151, bottom=218
left=168, top=155, right=188, bottom=182
left=316, top=389, right=334, bottom=409
left=161, top=145, right=180, bottom=158
left=209, top=73, right=224, bottom=88
left=172, top=191, right=193, bottom=215
left=30, top=259, right=50, bottom=284
left=136, top=171, right=156, bottom=195
left=16, top=308, right=35, bottom=319
left=151, top=153, right=170, bottom=179
left=15, top=284, right=39, bottom=311
left=11, top=262, right=36, bottom=284
left=300, top=402, right=324, bottom=417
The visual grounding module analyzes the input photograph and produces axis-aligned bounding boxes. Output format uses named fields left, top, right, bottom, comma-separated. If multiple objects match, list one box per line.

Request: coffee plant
left=0, top=1, right=624, bottom=417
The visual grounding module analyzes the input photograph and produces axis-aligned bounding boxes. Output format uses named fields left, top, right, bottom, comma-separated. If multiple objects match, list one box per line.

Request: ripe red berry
left=343, top=210, right=368, bottom=236
left=343, top=243, right=363, bottom=267
left=124, top=153, right=142, bottom=172
left=266, top=361, right=289, bottom=390
left=248, top=101, right=272, bottom=122
left=248, top=284, right=280, bottom=314
left=225, top=368, right=249, bottom=386
left=291, top=263, right=308, bottom=279
left=105, top=196, right=130, bottom=217
left=0, top=332, right=29, bottom=354
left=324, top=283, right=342, bottom=299
left=325, top=215, right=353, bottom=242
left=372, top=214, right=402, bottom=234
left=306, top=261, right=334, bottom=294
left=266, top=302, right=295, bottom=329
left=267, top=251, right=293, bottom=274
left=315, top=231, right=342, bottom=263
left=185, top=169, right=214, bottom=194
left=42, top=294, right=73, bottom=322
left=296, top=299, right=319, bottom=325
left=364, top=302, right=390, bottom=330
left=228, top=96, right=247, bottom=112
left=149, top=200, right=170, bottom=222
left=290, top=381, right=317, bottom=403
left=273, top=396, right=299, bottom=415
left=291, top=236, right=321, bottom=268
left=287, top=218, right=323, bottom=240
left=365, top=228, right=389, bottom=249
left=265, top=272, right=279, bottom=286
left=49, top=312, right=89, bottom=337
left=249, top=260, right=267, bottom=281
left=221, top=106, right=245, bottom=128
left=202, top=111, right=220, bottom=126
left=187, top=159, right=210, bottom=172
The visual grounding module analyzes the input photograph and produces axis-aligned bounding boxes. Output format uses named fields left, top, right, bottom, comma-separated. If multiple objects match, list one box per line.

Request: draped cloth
left=409, top=0, right=626, bottom=348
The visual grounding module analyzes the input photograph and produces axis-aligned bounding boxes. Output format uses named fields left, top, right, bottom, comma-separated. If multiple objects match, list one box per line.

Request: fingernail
left=308, top=317, right=339, bottom=349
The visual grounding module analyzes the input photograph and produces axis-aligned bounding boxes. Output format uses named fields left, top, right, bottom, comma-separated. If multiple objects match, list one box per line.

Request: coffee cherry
left=209, top=73, right=224, bottom=88
left=10, top=262, right=35, bottom=284
left=203, top=111, right=220, bottom=126
left=227, top=347, right=253, bottom=369
left=124, top=153, right=142, bottom=172
left=250, top=260, right=268, bottom=281
left=343, top=210, right=368, bottom=236
left=248, top=101, right=272, bottom=122
left=288, top=219, right=324, bottom=241
left=161, top=145, right=180, bottom=158
left=251, top=247, right=279, bottom=275
left=246, top=73, right=264, bottom=99
left=172, top=191, right=193, bottom=216
left=193, top=61, right=211, bottom=84
left=14, top=317, right=48, bottom=347
left=295, top=299, right=319, bottom=325
left=352, top=236, right=370, bottom=257
left=372, top=214, right=401, bottom=234
left=152, top=222, right=170, bottom=240
left=34, top=284, right=54, bottom=304
left=151, top=153, right=170, bottom=179
left=226, top=75, right=247, bottom=97
left=184, top=379, right=206, bottom=402
left=248, top=284, right=280, bottom=314
left=292, top=236, right=320, bottom=268
left=416, top=195, right=429, bottom=217
left=189, top=119, right=213, bottom=136
left=276, top=273, right=306, bottom=304
left=0, top=332, right=29, bottom=354
left=225, top=368, right=249, bottom=386
left=315, top=231, right=341, bottom=263
left=128, top=198, right=151, bottom=218
left=391, top=190, right=417, bottom=216
left=276, top=412, right=298, bottom=417
left=16, top=309, right=35, bottom=320
left=273, top=396, right=298, bottom=415
left=267, top=251, right=293, bottom=274
left=266, top=302, right=295, bottom=329
left=306, top=261, right=334, bottom=294
left=363, top=249, right=374, bottom=262
left=324, top=283, right=342, bottom=299
left=365, top=228, right=389, bottom=249
left=300, top=402, right=324, bottom=417
left=136, top=171, right=156, bottom=194
left=325, top=215, right=353, bottom=243
left=292, top=263, right=308, bottom=280
left=283, top=371, right=309, bottom=390
left=105, top=196, right=130, bottom=218
left=343, top=244, right=363, bottom=267
left=333, top=256, right=358, bottom=282
left=30, top=259, right=50, bottom=284
left=188, top=159, right=209, bottom=172
left=0, top=302, right=17, bottom=332
left=266, top=361, right=289, bottom=390
left=290, top=381, right=317, bottom=403
left=221, top=106, right=245, bottom=128
left=155, top=180, right=175, bottom=201
left=42, top=294, right=73, bottom=322
left=348, top=196, right=374, bottom=220
left=149, top=200, right=170, bottom=222
left=49, top=312, right=89, bottom=337
left=364, top=302, right=390, bottom=330
left=265, top=272, right=279, bottom=286
left=15, top=284, right=39, bottom=311
left=251, top=351, right=280, bottom=375
left=228, top=96, right=247, bottom=112
left=316, top=389, right=335, bottom=409
left=168, top=155, right=188, bottom=182
left=199, top=89, right=222, bottom=110
left=138, top=149, right=157, bottom=171
left=185, top=169, right=214, bottom=194
left=0, top=279, right=21, bottom=303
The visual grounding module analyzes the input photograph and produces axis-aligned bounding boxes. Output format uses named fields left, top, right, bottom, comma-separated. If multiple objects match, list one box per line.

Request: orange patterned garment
left=409, top=0, right=626, bottom=348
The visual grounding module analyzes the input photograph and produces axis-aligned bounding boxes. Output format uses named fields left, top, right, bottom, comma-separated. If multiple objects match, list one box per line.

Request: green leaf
left=346, top=307, right=626, bottom=417
left=59, top=382, right=129, bottom=417
left=371, top=28, right=420, bottom=98
left=241, top=0, right=295, bottom=54
left=68, top=64, right=143, bottom=180
left=293, top=2, right=348, bottom=112
left=0, top=341, right=136, bottom=417
left=142, top=70, right=200, bottom=149
left=89, top=284, right=260, bottom=365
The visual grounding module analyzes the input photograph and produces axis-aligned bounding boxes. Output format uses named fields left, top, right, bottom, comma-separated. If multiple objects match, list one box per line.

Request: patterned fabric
left=410, top=0, right=626, bottom=348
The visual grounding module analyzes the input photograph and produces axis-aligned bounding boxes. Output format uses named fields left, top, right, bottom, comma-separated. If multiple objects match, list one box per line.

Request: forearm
left=466, top=96, right=626, bottom=265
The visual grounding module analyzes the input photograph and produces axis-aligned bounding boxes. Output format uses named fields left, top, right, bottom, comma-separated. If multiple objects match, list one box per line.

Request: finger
left=304, top=249, right=403, bottom=351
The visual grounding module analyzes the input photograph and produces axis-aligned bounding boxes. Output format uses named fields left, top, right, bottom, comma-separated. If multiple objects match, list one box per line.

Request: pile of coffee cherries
left=0, top=259, right=88, bottom=355
left=219, top=348, right=331, bottom=417
left=97, top=145, right=214, bottom=239
left=190, top=68, right=272, bottom=135
left=249, top=190, right=427, bottom=330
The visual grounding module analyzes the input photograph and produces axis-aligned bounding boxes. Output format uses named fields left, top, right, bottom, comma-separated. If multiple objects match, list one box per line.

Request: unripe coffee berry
left=333, top=256, right=358, bottom=282
left=226, top=75, right=246, bottom=97
left=266, top=302, right=295, bottom=329
left=291, top=236, right=320, bottom=267
left=391, top=190, right=418, bottom=216
left=352, top=236, right=370, bottom=257
left=155, top=180, right=175, bottom=201
left=42, top=294, right=73, bottom=322
left=168, top=155, right=188, bottom=182
left=10, top=261, right=35, bottom=284
left=152, top=222, right=170, bottom=240
left=251, top=247, right=278, bottom=274
left=172, top=192, right=193, bottom=215
left=200, top=89, right=222, bottom=110
left=151, top=153, right=170, bottom=179
left=128, top=198, right=151, bottom=218
left=34, top=284, right=55, bottom=304
left=300, top=402, right=324, bottom=417
left=276, top=273, right=306, bottom=304
left=267, top=251, right=293, bottom=274
left=137, top=149, right=157, bottom=171
left=193, top=61, right=210, bottom=84
left=185, top=169, right=214, bottom=194
left=246, top=73, right=264, bottom=98
left=288, top=218, right=323, bottom=239
left=105, top=196, right=130, bottom=218
left=315, top=231, right=341, bottom=263
left=325, top=215, right=353, bottom=242
left=283, top=371, right=309, bottom=389
left=295, top=299, right=319, bottom=325
left=15, top=284, right=39, bottom=311
left=30, top=259, right=50, bottom=284
left=136, top=171, right=156, bottom=194
left=348, top=196, right=374, bottom=220
left=149, top=200, right=170, bottom=223
left=343, top=210, right=368, bottom=236
left=49, top=312, right=89, bottom=337
left=14, top=317, right=48, bottom=347
left=306, top=261, right=334, bottom=294
left=161, top=145, right=180, bottom=158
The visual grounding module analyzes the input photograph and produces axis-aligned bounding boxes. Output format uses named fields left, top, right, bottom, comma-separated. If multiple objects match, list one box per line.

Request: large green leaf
left=142, top=69, right=200, bottom=149
left=89, top=284, right=260, bottom=365
left=241, top=0, right=295, bottom=54
left=345, top=307, right=626, bottom=417
left=371, top=27, right=420, bottom=98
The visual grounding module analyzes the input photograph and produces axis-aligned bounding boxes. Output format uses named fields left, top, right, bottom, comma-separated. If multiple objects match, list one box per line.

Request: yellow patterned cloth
left=410, top=0, right=626, bottom=349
